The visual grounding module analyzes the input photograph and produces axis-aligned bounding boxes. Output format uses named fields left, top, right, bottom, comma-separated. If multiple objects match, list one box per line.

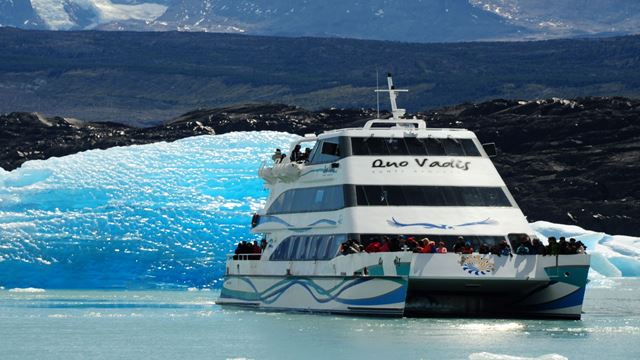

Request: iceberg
left=0, top=132, right=637, bottom=289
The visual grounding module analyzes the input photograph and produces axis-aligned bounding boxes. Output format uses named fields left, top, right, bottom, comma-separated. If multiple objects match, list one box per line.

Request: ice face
left=0, top=132, right=298, bottom=289
left=0, top=132, right=638, bottom=289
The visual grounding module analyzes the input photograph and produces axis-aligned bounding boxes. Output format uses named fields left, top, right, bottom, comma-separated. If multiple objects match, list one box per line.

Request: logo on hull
left=459, top=255, right=495, bottom=276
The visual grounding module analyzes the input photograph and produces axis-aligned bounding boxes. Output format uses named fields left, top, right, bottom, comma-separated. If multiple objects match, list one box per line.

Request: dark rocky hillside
left=3, top=28, right=640, bottom=125
left=2, top=97, right=639, bottom=236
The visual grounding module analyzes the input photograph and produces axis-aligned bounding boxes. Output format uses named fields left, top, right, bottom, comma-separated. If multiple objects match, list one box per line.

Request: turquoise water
left=1, top=278, right=638, bottom=360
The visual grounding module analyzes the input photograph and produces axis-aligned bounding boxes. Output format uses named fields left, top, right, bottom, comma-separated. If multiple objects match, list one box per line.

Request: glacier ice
left=0, top=131, right=638, bottom=289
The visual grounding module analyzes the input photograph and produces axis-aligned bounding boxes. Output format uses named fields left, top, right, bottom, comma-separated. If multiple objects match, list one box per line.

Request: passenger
left=252, top=241, right=262, bottom=254
left=546, top=237, right=560, bottom=256
left=568, top=238, right=578, bottom=254
left=453, top=237, right=466, bottom=253
left=290, top=144, right=303, bottom=162
left=379, top=237, right=391, bottom=252
left=462, top=241, right=474, bottom=254
left=271, top=148, right=282, bottom=162
left=238, top=241, right=248, bottom=254
left=340, top=241, right=352, bottom=255
left=499, top=240, right=512, bottom=257
left=366, top=238, right=382, bottom=253
left=478, top=243, right=490, bottom=255
left=389, top=236, right=401, bottom=252
left=576, top=239, right=587, bottom=254
left=352, top=239, right=364, bottom=253
left=436, top=242, right=448, bottom=253
left=300, top=148, right=312, bottom=162
left=521, top=235, right=533, bottom=253
left=421, top=239, right=434, bottom=254
left=515, top=240, right=530, bottom=255
left=260, top=238, right=268, bottom=250
left=559, top=237, right=569, bottom=255
left=531, top=238, right=545, bottom=255
left=490, top=244, right=501, bottom=255
left=406, top=237, right=419, bottom=252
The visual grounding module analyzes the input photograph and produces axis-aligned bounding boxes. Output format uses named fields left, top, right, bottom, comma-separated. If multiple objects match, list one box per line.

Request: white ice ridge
left=530, top=221, right=640, bottom=278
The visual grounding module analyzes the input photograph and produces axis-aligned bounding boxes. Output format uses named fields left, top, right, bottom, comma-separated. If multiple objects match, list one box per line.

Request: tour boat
left=217, top=75, right=591, bottom=319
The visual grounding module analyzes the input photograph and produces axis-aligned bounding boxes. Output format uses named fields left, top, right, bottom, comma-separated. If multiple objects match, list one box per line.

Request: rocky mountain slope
left=2, top=97, right=639, bottom=236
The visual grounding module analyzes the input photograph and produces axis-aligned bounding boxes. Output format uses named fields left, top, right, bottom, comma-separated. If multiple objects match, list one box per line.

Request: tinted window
left=309, top=138, right=341, bottom=164
left=270, top=234, right=346, bottom=261
left=351, top=137, right=480, bottom=156
left=267, top=185, right=346, bottom=214
left=354, top=186, right=511, bottom=207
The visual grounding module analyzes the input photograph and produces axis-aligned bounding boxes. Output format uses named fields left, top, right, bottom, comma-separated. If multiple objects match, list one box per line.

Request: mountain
left=153, top=0, right=527, bottom=43
left=471, top=0, right=640, bottom=38
left=2, top=1, right=640, bottom=42
left=0, top=0, right=43, bottom=28
left=3, top=28, right=640, bottom=125
left=2, top=97, right=640, bottom=237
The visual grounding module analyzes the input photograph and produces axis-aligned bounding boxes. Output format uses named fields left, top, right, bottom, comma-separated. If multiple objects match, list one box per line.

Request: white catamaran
left=218, top=75, right=591, bottom=319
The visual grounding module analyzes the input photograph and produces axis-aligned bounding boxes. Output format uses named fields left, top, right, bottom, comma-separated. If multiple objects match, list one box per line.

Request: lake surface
left=0, top=278, right=638, bottom=360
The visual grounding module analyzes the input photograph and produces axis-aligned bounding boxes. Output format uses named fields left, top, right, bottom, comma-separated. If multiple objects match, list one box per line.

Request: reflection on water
left=0, top=279, right=638, bottom=360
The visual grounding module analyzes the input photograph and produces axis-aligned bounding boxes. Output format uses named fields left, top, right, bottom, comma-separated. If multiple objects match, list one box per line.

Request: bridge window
left=351, top=137, right=481, bottom=156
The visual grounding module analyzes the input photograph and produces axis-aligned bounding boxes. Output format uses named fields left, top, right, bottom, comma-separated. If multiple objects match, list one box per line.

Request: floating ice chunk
left=469, top=352, right=567, bottom=360
left=8, top=287, right=46, bottom=293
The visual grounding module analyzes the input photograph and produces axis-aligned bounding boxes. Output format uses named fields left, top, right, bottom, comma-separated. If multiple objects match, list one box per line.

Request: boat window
left=309, top=137, right=341, bottom=164
left=350, top=137, right=481, bottom=156
left=269, top=234, right=346, bottom=261
left=352, top=185, right=512, bottom=207
left=267, top=185, right=346, bottom=214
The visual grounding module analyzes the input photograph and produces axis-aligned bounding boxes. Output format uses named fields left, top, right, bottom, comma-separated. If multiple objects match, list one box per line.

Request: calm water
left=0, top=278, right=638, bottom=360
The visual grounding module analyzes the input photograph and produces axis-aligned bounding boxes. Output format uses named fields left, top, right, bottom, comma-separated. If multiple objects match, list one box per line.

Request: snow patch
left=8, top=287, right=46, bottom=293
left=31, top=0, right=167, bottom=30
left=469, top=353, right=567, bottom=360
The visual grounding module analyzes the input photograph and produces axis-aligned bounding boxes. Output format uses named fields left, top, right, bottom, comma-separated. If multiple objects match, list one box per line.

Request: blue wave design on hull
left=221, top=276, right=407, bottom=307
left=389, top=217, right=498, bottom=230
left=257, top=216, right=337, bottom=232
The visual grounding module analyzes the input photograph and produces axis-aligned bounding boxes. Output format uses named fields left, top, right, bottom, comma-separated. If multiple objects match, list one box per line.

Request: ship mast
left=375, top=73, right=409, bottom=120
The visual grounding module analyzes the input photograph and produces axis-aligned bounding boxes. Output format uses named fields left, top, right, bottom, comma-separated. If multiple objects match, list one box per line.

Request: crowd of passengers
left=339, top=235, right=587, bottom=256
left=234, top=239, right=267, bottom=256
left=271, top=146, right=313, bottom=163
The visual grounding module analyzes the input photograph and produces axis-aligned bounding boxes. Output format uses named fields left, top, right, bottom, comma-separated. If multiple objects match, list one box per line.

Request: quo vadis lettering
left=372, top=158, right=471, bottom=171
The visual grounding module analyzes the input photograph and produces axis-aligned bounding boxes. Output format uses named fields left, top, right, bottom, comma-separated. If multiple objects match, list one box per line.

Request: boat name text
left=372, top=158, right=471, bottom=171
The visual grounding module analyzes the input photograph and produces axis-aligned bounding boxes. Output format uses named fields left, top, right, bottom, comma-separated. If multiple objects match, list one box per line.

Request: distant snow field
left=30, top=0, right=167, bottom=30
left=0, top=131, right=638, bottom=289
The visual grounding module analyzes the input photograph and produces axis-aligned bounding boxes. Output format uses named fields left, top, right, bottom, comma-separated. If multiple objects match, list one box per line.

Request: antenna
left=376, top=69, right=380, bottom=119
left=374, top=73, right=408, bottom=120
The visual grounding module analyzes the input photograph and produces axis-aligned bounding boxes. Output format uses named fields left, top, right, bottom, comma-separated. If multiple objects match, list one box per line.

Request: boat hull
left=218, top=275, right=408, bottom=316
left=219, top=254, right=590, bottom=319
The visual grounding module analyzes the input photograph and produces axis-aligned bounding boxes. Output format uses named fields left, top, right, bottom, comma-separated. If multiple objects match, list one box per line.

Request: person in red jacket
left=379, top=237, right=391, bottom=252
left=366, top=239, right=382, bottom=253
left=462, top=241, right=474, bottom=254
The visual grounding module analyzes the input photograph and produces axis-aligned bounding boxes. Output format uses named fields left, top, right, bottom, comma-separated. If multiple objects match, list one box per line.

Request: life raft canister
left=251, top=213, right=260, bottom=228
